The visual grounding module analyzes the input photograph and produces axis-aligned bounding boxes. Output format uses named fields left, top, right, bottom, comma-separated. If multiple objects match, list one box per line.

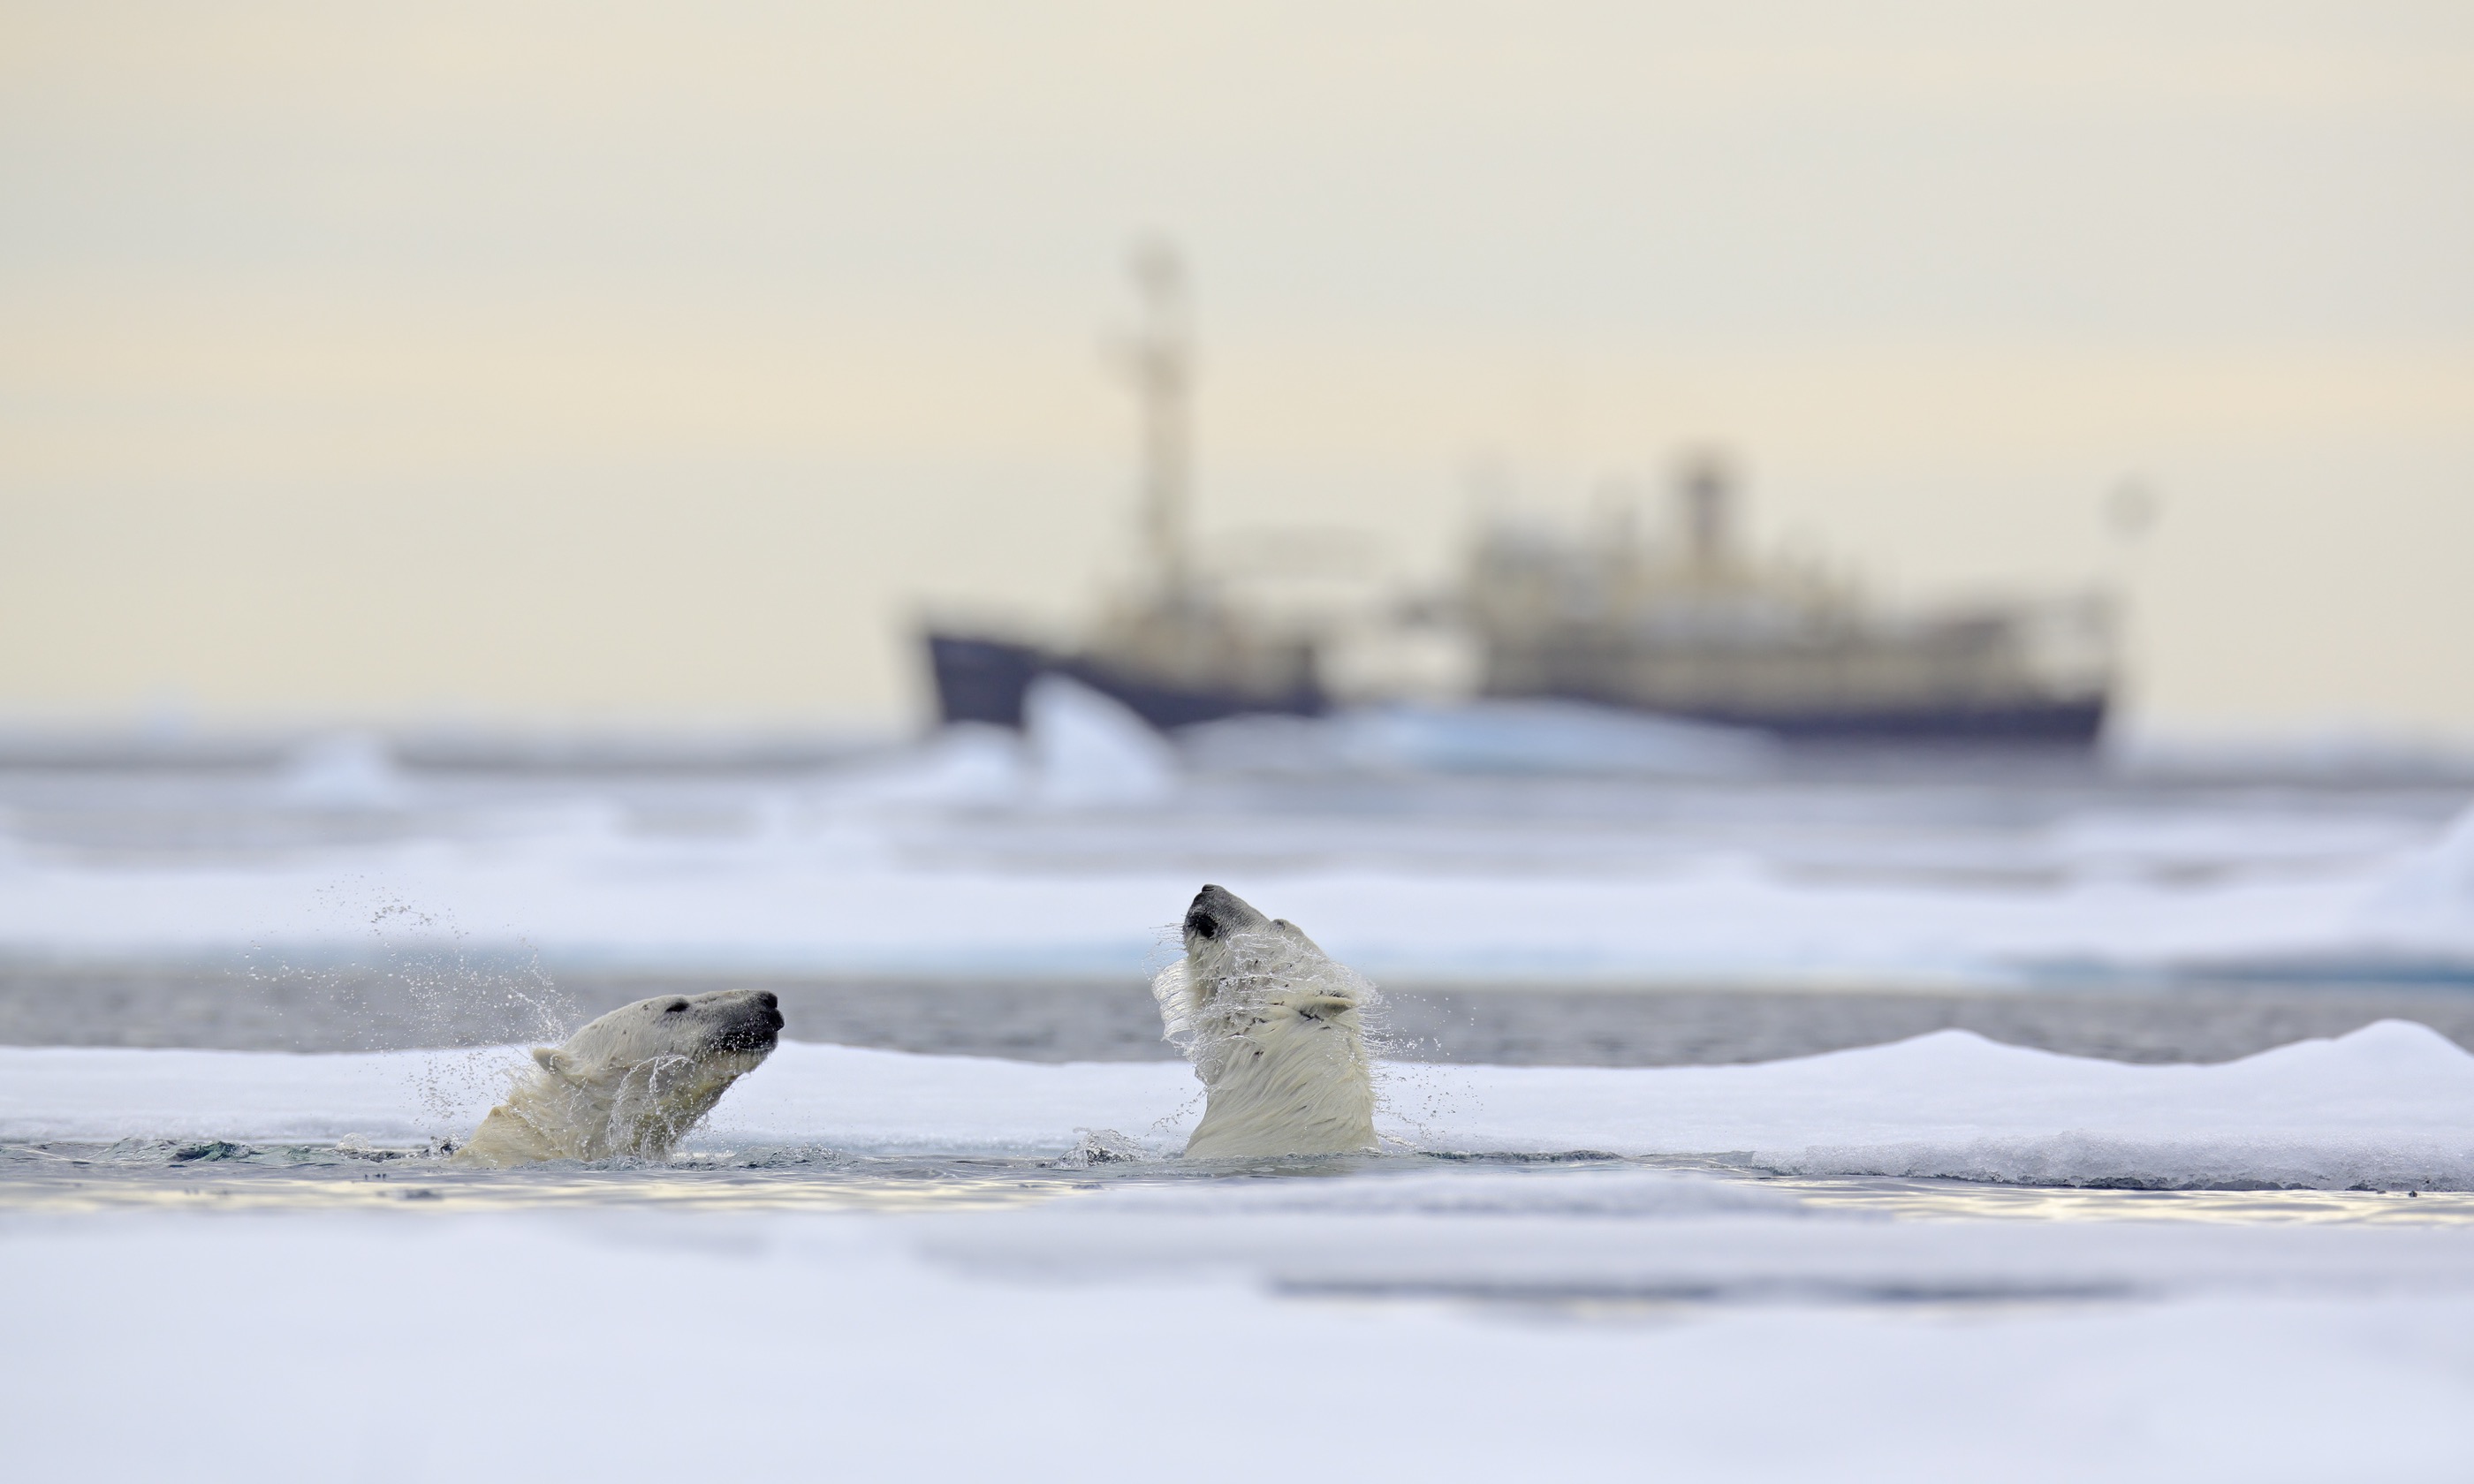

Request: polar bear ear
left=531, top=1047, right=580, bottom=1080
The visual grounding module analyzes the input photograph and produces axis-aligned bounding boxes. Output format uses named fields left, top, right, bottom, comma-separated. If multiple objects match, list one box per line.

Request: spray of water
left=244, top=882, right=583, bottom=1141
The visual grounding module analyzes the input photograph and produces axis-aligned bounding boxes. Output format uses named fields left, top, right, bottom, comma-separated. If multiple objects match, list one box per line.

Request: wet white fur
left=452, top=996, right=774, bottom=1167
left=1154, top=913, right=1378, bottom=1159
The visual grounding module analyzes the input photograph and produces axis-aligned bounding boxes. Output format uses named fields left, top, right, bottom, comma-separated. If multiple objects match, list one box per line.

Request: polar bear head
left=1152, top=884, right=1378, bottom=1160
left=452, top=988, right=785, bottom=1167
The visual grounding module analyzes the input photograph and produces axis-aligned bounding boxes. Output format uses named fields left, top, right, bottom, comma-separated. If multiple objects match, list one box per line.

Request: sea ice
left=8, top=1019, right=2469, bottom=1189
left=1023, top=674, right=1180, bottom=806
left=4, top=1208, right=2471, bottom=1483
left=4, top=730, right=2469, bottom=986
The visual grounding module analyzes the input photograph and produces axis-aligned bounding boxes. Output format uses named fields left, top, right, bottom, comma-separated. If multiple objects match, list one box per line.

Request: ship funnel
left=1676, top=450, right=1733, bottom=573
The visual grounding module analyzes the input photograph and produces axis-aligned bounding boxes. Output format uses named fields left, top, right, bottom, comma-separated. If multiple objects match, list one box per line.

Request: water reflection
left=1772, top=1175, right=2474, bottom=1225
left=7, top=1142, right=2470, bottom=1223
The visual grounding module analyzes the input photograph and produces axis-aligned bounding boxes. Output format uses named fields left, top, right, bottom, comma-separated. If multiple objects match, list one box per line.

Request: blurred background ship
left=1460, top=456, right=2114, bottom=744
left=929, top=249, right=2116, bottom=747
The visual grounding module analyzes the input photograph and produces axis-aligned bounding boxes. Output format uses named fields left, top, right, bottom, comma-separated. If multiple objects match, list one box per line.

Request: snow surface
left=1022, top=674, right=1181, bottom=806
left=1, top=734, right=2468, bottom=984
left=5, top=1204, right=2474, bottom=1483
left=3, top=816, right=2469, bottom=981
left=10, top=1019, right=2470, bottom=1188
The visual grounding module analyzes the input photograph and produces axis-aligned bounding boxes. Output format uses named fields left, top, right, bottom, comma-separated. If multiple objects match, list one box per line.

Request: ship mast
left=1120, top=240, right=1192, bottom=600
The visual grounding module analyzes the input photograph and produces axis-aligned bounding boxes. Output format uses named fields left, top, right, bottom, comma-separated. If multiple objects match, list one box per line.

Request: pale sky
left=3, top=2, right=2470, bottom=738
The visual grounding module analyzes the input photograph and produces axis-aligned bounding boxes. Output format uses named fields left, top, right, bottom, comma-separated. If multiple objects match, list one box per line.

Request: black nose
left=754, top=991, right=778, bottom=1011
left=1185, top=883, right=1235, bottom=940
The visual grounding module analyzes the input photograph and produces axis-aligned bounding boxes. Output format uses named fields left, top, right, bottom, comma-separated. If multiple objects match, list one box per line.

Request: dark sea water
left=6, top=962, right=2474, bottom=1064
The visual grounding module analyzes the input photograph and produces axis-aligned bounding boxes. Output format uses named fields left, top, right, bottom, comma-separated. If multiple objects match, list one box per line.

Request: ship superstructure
left=1467, top=457, right=2114, bottom=742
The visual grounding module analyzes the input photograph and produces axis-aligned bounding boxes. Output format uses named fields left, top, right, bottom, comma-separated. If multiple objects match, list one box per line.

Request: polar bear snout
left=701, top=989, right=785, bottom=1055
left=1183, top=883, right=1266, bottom=948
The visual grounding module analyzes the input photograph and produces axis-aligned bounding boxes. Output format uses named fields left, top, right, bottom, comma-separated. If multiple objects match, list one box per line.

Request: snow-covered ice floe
left=3, top=1206, right=2469, bottom=1484
left=9, top=837, right=2473, bottom=983
left=9, top=1018, right=2470, bottom=1189
left=2, top=737, right=2470, bottom=986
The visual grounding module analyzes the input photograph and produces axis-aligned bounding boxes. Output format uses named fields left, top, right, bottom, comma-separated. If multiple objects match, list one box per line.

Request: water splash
left=239, top=885, right=582, bottom=1137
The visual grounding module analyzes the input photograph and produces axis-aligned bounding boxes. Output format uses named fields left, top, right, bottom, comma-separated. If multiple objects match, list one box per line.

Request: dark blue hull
left=924, top=634, right=1046, bottom=728
left=930, top=631, right=2102, bottom=744
left=1681, top=698, right=2108, bottom=746
left=1477, top=687, right=2108, bottom=745
left=925, top=632, right=1326, bottom=731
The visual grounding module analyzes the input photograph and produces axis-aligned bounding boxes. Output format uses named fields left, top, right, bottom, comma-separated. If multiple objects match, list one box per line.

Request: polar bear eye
left=663, top=1000, right=690, bottom=1014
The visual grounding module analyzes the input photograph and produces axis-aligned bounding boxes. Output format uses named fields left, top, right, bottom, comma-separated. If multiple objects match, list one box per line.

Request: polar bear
left=451, top=989, right=784, bottom=1167
left=1153, top=885, right=1378, bottom=1159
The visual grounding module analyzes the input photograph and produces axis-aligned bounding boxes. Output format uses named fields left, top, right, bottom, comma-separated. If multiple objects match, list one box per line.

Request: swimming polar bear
left=1153, top=885, right=1378, bottom=1160
left=452, top=989, right=784, bottom=1167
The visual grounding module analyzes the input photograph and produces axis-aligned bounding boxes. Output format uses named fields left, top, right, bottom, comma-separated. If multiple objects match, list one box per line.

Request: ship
left=1461, top=455, right=2114, bottom=744
left=924, top=244, right=1328, bottom=732
left=926, top=250, right=2114, bottom=746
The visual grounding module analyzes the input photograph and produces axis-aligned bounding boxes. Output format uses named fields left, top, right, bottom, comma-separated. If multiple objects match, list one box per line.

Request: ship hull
left=924, top=633, right=1045, bottom=728
left=926, top=632, right=1326, bottom=731
left=1673, top=697, right=2106, bottom=745
left=931, top=631, right=2102, bottom=744
left=1481, top=678, right=2106, bottom=745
